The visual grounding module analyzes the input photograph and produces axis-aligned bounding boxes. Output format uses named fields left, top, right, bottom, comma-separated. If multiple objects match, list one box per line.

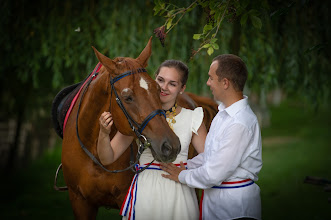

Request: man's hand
left=160, top=161, right=186, bottom=183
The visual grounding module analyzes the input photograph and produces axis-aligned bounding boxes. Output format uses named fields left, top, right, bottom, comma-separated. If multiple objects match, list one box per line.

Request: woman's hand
left=99, top=112, right=113, bottom=134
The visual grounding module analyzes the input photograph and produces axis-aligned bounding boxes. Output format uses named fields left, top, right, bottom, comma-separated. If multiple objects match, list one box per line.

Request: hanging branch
left=153, top=0, right=263, bottom=58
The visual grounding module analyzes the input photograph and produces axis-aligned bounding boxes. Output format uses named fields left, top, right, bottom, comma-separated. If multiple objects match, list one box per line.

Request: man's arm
left=161, top=123, right=252, bottom=189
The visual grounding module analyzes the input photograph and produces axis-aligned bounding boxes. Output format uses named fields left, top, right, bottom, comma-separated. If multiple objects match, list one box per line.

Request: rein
left=75, top=65, right=164, bottom=174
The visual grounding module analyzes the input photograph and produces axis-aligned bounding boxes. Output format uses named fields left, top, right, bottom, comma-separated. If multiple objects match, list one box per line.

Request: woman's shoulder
left=177, top=107, right=203, bottom=122
left=180, top=106, right=203, bottom=113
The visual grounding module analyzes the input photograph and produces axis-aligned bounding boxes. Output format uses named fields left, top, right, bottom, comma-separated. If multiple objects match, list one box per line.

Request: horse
left=60, top=37, right=183, bottom=219
left=54, top=37, right=219, bottom=219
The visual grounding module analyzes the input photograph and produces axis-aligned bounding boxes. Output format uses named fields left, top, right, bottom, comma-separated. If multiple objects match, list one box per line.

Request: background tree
left=153, top=0, right=330, bottom=110
left=1, top=0, right=329, bottom=170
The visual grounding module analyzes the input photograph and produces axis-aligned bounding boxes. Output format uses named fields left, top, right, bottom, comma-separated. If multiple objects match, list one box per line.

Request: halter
left=110, top=68, right=166, bottom=139
left=76, top=64, right=164, bottom=174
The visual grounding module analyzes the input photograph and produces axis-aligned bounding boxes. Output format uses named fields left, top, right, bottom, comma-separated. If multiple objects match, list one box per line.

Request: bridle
left=76, top=63, right=165, bottom=174
left=110, top=68, right=165, bottom=139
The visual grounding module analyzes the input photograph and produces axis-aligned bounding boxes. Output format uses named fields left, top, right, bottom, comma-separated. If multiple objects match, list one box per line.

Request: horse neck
left=77, top=74, right=112, bottom=146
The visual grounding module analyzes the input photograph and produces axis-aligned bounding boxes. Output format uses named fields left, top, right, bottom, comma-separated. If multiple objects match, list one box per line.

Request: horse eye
left=121, top=88, right=134, bottom=103
left=124, top=96, right=133, bottom=103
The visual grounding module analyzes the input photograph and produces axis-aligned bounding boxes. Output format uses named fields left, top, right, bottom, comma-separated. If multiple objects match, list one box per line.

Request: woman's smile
left=160, top=91, right=168, bottom=96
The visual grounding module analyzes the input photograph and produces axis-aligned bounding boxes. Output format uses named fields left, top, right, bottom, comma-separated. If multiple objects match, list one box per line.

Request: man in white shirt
left=161, top=54, right=262, bottom=220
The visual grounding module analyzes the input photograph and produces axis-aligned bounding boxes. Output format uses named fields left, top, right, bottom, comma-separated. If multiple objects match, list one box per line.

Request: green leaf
left=203, top=24, right=213, bottom=33
left=166, top=18, right=173, bottom=30
left=250, top=15, right=262, bottom=29
left=207, top=47, right=214, bottom=55
left=202, top=44, right=211, bottom=48
left=153, top=6, right=161, bottom=15
left=193, top=34, right=202, bottom=40
left=212, top=43, right=219, bottom=50
left=167, top=10, right=174, bottom=17
left=210, top=38, right=217, bottom=43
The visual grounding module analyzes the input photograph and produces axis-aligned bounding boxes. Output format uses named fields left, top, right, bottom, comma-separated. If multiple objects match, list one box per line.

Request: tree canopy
left=1, top=0, right=330, bottom=122
left=153, top=0, right=330, bottom=108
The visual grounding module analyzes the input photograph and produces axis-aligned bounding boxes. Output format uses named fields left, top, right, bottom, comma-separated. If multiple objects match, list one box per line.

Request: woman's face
left=156, top=67, right=186, bottom=107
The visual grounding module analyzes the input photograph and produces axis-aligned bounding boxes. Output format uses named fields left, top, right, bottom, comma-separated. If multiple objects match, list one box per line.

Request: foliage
left=0, top=0, right=329, bottom=140
left=153, top=0, right=265, bottom=57
left=152, top=0, right=331, bottom=109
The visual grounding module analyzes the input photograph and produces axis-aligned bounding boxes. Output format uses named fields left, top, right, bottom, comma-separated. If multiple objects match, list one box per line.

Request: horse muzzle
left=149, top=137, right=181, bottom=163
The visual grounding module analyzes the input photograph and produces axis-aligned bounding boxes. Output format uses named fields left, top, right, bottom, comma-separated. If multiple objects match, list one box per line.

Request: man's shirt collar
left=218, top=96, right=248, bottom=117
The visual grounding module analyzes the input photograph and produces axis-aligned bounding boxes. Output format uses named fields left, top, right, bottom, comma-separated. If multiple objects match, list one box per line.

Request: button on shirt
left=179, top=96, right=262, bottom=220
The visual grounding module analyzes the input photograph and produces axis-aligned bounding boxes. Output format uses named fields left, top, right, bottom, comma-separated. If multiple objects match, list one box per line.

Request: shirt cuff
left=179, top=170, right=188, bottom=184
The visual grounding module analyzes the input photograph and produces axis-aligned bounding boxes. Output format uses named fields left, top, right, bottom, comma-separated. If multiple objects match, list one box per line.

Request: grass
left=259, top=100, right=331, bottom=220
left=0, top=99, right=330, bottom=219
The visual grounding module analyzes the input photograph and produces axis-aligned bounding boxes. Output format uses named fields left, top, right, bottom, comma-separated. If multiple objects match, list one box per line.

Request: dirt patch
left=262, top=136, right=300, bottom=147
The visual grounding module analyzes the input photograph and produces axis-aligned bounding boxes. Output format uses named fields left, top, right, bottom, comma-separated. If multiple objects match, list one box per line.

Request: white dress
left=121, top=107, right=204, bottom=220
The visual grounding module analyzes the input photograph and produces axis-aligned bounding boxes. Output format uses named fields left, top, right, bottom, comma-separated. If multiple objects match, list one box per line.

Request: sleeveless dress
left=121, top=107, right=204, bottom=220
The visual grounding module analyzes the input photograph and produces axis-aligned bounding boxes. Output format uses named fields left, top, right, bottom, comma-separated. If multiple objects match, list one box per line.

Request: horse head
left=92, top=37, right=181, bottom=163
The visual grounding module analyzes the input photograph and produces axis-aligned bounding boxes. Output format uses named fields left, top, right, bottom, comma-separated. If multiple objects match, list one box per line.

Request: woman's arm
left=191, top=122, right=207, bottom=154
left=97, top=112, right=134, bottom=165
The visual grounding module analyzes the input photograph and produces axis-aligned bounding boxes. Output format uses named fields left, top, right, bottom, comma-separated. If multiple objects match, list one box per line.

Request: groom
left=161, top=54, right=262, bottom=220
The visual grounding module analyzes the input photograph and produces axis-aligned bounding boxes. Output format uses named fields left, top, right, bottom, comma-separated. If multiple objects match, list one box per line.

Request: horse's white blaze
left=139, top=77, right=149, bottom=92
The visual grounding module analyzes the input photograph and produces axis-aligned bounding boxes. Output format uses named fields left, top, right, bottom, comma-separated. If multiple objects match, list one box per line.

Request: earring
left=180, top=92, right=183, bottom=94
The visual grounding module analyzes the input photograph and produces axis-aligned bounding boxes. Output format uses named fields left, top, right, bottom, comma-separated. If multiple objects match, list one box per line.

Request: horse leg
left=68, top=189, right=98, bottom=220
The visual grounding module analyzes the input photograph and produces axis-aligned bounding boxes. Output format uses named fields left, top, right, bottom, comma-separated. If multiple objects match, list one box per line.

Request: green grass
left=1, top=100, right=330, bottom=219
left=259, top=101, right=331, bottom=220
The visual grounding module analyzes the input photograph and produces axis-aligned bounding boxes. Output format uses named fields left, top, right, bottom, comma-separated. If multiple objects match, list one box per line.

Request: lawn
left=1, top=100, right=330, bottom=220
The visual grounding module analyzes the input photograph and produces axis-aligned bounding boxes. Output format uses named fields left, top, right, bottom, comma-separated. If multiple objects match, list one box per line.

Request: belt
left=200, top=179, right=254, bottom=220
left=212, top=178, right=254, bottom=189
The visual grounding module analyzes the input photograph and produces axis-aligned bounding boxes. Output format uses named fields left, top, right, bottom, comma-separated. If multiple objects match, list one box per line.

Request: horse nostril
left=161, top=142, right=172, bottom=157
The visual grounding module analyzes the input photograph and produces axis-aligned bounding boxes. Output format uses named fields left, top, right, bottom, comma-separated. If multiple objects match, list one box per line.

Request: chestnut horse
left=61, top=37, right=182, bottom=219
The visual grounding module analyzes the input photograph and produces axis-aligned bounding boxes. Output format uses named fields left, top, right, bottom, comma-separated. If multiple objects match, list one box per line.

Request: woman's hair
left=154, top=60, right=189, bottom=87
left=212, top=54, right=248, bottom=92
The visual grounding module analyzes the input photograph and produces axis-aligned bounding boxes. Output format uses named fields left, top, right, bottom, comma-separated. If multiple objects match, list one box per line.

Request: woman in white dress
left=97, top=60, right=207, bottom=220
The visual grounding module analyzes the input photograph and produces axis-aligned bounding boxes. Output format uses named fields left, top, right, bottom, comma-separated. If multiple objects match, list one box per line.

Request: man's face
left=206, top=61, right=223, bottom=102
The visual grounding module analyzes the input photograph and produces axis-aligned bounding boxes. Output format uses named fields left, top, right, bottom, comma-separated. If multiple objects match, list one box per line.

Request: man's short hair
left=212, top=54, right=248, bottom=92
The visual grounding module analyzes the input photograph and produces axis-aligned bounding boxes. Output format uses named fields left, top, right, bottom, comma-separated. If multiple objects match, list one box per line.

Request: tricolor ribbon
left=212, top=178, right=254, bottom=189
left=120, top=162, right=187, bottom=220
left=199, top=179, right=254, bottom=220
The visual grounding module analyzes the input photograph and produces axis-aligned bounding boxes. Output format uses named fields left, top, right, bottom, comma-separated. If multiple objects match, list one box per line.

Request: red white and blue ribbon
left=120, top=162, right=187, bottom=220
left=199, top=179, right=254, bottom=220
left=212, top=178, right=254, bottom=189
left=120, top=164, right=139, bottom=220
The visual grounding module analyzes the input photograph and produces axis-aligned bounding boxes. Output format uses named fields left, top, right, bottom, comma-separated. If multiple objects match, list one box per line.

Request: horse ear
left=136, top=36, right=152, bottom=68
left=92, top=46, right=117, bottom=72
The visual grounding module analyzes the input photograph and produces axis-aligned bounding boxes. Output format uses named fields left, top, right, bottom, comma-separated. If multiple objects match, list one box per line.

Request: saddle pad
left=51, top=63, right=102, bottom=138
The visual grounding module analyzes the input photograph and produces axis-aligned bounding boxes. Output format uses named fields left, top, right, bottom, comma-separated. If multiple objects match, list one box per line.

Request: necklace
left=165, top=103, right=177, bottom=130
